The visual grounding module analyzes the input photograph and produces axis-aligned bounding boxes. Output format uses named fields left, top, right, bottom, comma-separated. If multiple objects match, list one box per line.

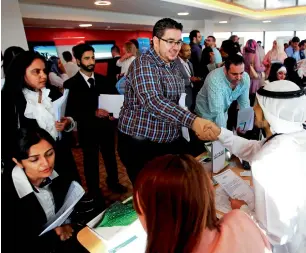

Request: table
left=77, top=154, right=253, bottom=253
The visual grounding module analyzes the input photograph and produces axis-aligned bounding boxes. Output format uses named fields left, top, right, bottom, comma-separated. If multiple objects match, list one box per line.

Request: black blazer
left=1, top=170, right=72, bottom=253
left=107, top=56, right=121, bottom=88
left=64, top=72, right=117, bottom=142
left=1, top=85, right=62, bottom=171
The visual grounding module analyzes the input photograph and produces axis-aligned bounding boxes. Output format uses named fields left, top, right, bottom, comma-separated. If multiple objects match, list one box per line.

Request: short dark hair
left=257, top=41, right=262, bottom=44
left=13, top=128, right=56, bottom=162
left=129, top=39, right=139, bottom=49
left=62, top=51, right=73, bottom=62
left=299, top=40, right=306, bottom=47
left=292, top=36, right=300, bottom=43
left=111, top=45, right=120, bottom=54
left=229, top=35, right=238, bottom=41
left=225, top=53, right=245, bottom=71
left=208, top=35, right=216, bottom=42
left=72, top=43, right=95, bottom=61
left=189, top=30, right=200, bottom=42
left=153, top=18, right=183, bottom=39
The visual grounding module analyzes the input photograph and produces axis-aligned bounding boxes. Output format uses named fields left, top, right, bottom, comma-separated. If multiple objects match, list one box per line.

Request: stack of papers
left=213, top=169, right=255, bottom=211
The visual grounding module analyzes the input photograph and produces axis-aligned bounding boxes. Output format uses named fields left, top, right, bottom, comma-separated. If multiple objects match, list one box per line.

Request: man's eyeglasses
left=158, top=37, right=183, bottom=47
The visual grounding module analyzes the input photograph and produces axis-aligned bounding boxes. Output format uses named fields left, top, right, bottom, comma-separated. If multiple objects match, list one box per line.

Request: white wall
left=1, top=0, right=28, bottom=51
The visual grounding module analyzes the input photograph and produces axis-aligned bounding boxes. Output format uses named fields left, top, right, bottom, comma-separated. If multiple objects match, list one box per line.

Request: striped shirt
left=118, top=48, right=197, bottom=143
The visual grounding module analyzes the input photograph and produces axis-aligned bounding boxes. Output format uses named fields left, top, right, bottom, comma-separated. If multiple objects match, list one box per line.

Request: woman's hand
left=55, top=117, right=71, bottom=132
left=229, top=198, right=247, bottom=209
left=54, top=224, right=74, bottom=241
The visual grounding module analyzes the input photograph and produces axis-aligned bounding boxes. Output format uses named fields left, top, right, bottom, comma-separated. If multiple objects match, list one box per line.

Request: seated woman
left=2, top=127, right=86, bottom=253
left=205, top=80, right=306, bottom=253
left=133, top=154, right=272, bottom=253
left=267, top=63, right=287, bottom=82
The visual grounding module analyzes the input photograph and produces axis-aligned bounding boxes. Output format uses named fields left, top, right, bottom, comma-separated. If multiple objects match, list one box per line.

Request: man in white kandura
left=206, top=80, right=306, bottom=253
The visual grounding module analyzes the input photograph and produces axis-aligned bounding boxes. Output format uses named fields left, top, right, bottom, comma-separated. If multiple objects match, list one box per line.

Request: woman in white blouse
left=116, top=41, right=137, bottom=77
left=2, top=51, right=80, bottom=182
left=48, top=56, right=69, bottom=91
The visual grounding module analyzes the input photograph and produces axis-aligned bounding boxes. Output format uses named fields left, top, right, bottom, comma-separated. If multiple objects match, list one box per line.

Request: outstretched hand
left=191, top=117, right=221, bottom=141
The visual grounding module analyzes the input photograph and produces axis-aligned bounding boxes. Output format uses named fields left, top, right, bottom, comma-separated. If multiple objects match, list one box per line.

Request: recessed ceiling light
left=94, top=0, right=111, bottom=5
left=219, top=21, right=228, bottom=24
left=79, top=24, right=92, bottom=27
left=177, top=12, right=189, bottom=16
left=262, top=20, right=271, bottom=23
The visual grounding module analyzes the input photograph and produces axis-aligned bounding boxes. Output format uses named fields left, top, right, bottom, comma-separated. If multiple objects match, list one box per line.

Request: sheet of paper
left=215, top=187, right=232, bottom=214
left=212, top=140, right=226, bottom=173
left=39, top=181, right=85, bottom=236
left=179, top=93, right=190, bottom=142
left=52, top=89, right=70, bottom=139
left=240, top=171, right=252, bottom=177
left=98, top=94, right=124, bottom=118
left=213, top=169, right=255, bottom=210
left=237, top=107, right=254, bottom=131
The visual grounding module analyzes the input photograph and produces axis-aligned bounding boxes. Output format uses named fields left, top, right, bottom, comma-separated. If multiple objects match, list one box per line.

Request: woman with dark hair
left=267, top=63, right=287, bottom=82
left=200, top=46, right=217, bottom=80
left=1, top=46, right=25, bottom=88
left=48, top=56, right=69, bottom=90
left=284, top=57, right=303, bottom=86
left=1, top=51, right=80, bottom=183
left=133, top=154, right=272, bottom=253
left=2, top=127, right=86, bottom=253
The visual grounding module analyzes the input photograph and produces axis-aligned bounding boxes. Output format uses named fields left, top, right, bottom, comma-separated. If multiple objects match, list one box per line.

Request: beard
left=80, top=62, right=95, bottom=72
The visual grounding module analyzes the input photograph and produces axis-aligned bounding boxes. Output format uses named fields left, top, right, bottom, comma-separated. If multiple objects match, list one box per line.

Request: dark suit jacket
left=1, top=170, right=72, bottom=253
left=107, top=56, right=121, bottom=88
left=174, top=58, right=194, bottom=110
left=190, top=43, right=202, bottom=77
left=64, top=72, right=117, bottom=144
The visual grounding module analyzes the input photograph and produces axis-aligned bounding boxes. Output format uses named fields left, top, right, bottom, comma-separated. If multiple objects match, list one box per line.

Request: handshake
left=191, top=117, right=221, bottom=141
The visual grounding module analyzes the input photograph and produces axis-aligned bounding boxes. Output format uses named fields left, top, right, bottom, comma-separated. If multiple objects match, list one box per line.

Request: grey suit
left=175, top=57, right=194, bottom=110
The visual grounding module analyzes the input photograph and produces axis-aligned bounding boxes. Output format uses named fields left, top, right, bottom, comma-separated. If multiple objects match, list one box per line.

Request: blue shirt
left=195, top=67, right=250, bottom=128
left=212, top=47, right=222, bottom=64
left=285, top=46, right=301, bottom=61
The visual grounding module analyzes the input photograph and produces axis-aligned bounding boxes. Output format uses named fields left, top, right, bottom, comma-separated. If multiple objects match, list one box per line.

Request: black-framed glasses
left=158, top=37, right=183, bottom=47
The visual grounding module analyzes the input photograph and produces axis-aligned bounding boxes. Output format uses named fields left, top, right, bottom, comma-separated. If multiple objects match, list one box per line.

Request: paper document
left=213, top=169, right=255, bottom=210
left=212, top=140, right=226, bottom=173
left=215, top=187, right=232, bottom=214
left=39, top=181, right=85, bottom=236
left=98, top=94, right=124, bottom=118
left=52, top=89, right=70, bottom=139
left=236, top=107, right=254, bottom=132
left=179, top=93, right=190, bottom=142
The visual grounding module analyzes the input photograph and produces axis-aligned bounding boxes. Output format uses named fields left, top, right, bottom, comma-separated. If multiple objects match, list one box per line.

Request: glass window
left=233, top=0, right=265, bottom=9
left=296, top=31, right=306, bottom=40
left=298, top=0, right=306, bottom=5
left=213, top=32, right=231, bottom=48
left=264, top=31, right=294, bottom=53
left=266, top=0, right=296, bottom=9
left=232, top=32, right=264, bottom=49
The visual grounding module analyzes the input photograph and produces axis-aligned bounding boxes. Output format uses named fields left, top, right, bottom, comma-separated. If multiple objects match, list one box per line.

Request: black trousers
left=79, top=119, right=119, bottom=194
left=117, top=131, right=189, bottom=184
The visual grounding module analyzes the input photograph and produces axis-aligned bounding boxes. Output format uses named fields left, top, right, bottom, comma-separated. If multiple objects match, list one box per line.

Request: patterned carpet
left=72, top=147, right=133, bottom=207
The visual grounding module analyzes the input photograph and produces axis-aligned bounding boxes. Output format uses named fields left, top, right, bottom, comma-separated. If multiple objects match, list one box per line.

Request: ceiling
left=22, top=18, right=154, bottom=31
left=19, top=0, right=232, bottom=21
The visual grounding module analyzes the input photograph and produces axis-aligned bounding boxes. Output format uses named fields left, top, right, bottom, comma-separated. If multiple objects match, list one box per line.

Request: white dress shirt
left=79, top=70, right=95, bottom=88
left=49, top=72, right=69, bottom=89
left=116, top=56, right=136, bottom=76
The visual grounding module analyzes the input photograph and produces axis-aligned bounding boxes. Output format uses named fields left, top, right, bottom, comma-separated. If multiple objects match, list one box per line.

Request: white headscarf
left=256, top=80, right=306, bottom=134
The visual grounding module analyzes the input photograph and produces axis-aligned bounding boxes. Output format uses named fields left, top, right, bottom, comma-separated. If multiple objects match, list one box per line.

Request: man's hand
left=191, top=117, right=221, bottom=141
left=95, top=109, right=109, bottom=118
left=54, top=224, right=74, bottom=241
left=190, top=76, right=202, bottom=82
left=229, top=198, right=247, bottom=209
left=55, top=117, right=71, bottom=132
left=236, top=127, right=247, bottom=135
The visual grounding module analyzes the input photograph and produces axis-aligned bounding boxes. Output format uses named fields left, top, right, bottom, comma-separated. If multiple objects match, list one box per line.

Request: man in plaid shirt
left=118, top=18, right=216, bottom=184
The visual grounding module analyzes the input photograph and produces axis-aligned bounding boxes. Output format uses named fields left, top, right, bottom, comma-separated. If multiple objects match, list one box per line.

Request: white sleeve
left=218, top=127, right=264, bottom=162
left=49, top=73, right=69, bottom=88
left=116, top=59, right=124, bottom=67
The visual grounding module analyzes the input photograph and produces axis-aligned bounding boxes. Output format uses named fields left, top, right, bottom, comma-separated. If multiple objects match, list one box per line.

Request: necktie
left=88, top=78, right=95, bottom=90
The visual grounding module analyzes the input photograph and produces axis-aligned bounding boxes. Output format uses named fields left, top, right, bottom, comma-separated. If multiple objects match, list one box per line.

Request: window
left=298, top=0, right=306, bottom=5
left=232, top=32, right=264, bottom=48
left=266, top=0, right=296, bottom=9
left=213, top=32, right=231, bottom=48
left=233, top=0, right=265, bottom=9
left=296, top=31, right=306, bottom=40
left=265, top=31, right=294, bottom=53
